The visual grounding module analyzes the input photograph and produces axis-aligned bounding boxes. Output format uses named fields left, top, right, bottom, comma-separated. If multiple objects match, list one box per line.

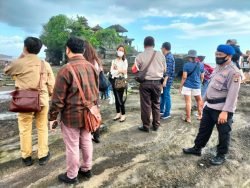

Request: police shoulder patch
left=233, top=74, right=240, bottom=83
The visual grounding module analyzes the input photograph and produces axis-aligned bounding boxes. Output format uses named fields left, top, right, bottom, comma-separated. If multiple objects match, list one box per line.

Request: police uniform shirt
left=203, top=63, right=241, bottom=113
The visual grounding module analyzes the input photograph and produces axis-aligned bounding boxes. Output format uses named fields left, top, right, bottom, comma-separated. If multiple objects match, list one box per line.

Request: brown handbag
left=67, top=64, right=101, bottom=132
left=114, top=76, right=127, bottom=90
left=9, top=61, right=45, bottom=113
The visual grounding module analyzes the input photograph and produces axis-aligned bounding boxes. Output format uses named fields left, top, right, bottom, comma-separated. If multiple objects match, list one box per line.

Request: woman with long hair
left=83, top=41, right=102, bottom=143
left=110, top=45, right=128, bottom=122
left=84, top=41, right=102, bottom=71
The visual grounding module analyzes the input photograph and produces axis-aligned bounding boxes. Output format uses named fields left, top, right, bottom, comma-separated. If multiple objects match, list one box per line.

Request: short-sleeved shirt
left=110, top=59, right=128, bottom=79
left=203, top=63, right=214, bottom=81
left=183, top=62, right=204, bottom=89
left=231, top=44, right=242, bottom=63
left=135, top=48, right=166, bottom=80
left=204, top=63, right=241, bottom=113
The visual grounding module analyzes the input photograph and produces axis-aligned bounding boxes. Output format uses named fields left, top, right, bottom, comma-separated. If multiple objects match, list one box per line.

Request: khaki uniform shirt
left=4, top=54, right=55, bottom=106
left=135, top=48, right=166, bottom=80
left=204, top=62, right=241, bottom=113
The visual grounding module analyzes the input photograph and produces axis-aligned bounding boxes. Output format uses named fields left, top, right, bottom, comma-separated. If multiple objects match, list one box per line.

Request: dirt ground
left=0, top=85, right=249, bottom=188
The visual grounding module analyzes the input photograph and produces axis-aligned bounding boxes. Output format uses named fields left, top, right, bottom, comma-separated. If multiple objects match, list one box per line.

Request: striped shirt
left=48, top=55, right=99, bottom=128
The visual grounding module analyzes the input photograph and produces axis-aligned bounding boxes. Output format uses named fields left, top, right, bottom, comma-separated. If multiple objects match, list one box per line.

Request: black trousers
left=194, top=106, right=233, bottom=155
left=111, top=79, right=125, bottom=115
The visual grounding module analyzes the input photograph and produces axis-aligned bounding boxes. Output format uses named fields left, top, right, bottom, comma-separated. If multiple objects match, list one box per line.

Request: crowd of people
left=3, top=35, right=244, bottom=184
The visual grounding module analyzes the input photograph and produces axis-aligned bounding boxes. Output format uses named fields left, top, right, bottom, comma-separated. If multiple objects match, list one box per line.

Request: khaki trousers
left=18, top=106, right=49, bottom=159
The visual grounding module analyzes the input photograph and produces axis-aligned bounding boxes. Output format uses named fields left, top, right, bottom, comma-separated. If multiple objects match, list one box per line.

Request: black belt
left=207, top=98, right=226, bottom=104
left=143, top=80, right=161, bottom=84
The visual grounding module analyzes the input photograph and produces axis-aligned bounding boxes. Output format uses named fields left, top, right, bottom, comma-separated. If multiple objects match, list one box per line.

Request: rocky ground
left=0, top=84, right=249, bottom=188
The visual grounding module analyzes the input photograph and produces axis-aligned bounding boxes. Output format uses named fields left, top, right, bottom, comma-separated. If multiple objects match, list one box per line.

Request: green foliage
left=40, top=14, right=70, bottom=51
left=124, top=45, right=134, bottom=54
left=76, top=15, right=89, bottom=29
left=95, top=29, right=123, bottom=49
left=40, top=14, right=124, bottom=64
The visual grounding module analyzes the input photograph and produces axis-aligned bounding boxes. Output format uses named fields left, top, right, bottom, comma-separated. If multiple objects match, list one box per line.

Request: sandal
left=120, top=115, right=126, bottom=122
left=113, top=114, right=121, bottom=121
left=113, top=117, right=121, bottom=121
left=120, top=116, right=126, bottom=122
left=182, top=117, right=191, bottom=123
left=197, top=116, right=202, bottom=120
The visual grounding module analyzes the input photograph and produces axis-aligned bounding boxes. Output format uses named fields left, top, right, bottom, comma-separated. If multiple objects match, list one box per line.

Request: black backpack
left=99, top=71, right=110, bottom=92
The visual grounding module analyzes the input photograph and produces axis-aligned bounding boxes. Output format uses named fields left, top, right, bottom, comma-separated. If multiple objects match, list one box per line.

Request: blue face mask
left=216, top=56, right=227, bottom=65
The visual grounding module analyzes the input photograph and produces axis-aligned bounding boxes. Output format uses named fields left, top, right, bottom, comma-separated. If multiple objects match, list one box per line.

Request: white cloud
left=0, top=35, right=23, bottom=57
left=0, top=35, right=23, bottom=45
left=143, top=10, right=250, bottom=39
left=0, top=35, right=45, bottom=57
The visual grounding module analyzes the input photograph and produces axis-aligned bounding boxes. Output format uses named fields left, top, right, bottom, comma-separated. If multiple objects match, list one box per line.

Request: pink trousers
left=61, top=123, right=93, bottom=179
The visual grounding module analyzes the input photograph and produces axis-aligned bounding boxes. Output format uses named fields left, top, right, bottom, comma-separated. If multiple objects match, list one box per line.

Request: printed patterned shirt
left=48, top=55, right=99, bottom=128
left=164, top=52, right=175, bottom=86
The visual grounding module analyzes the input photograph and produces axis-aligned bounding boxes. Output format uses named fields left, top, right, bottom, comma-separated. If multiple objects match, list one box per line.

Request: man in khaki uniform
left=4, top=37, right=55, bottom=166
left=132, top=36, right=166, bottom=132
left=183, top=44, right=241, bottom=165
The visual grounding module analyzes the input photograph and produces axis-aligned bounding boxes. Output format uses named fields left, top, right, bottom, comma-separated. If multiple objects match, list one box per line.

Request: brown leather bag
left=67, top=64, right=101, bottom=132
left=9, top=61, right=45, bottom=112
left=114, top=77, right=127, bottom=90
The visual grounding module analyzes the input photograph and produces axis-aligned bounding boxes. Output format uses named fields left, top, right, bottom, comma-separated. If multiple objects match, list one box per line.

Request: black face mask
left=216, top=56, right=228, bottom=65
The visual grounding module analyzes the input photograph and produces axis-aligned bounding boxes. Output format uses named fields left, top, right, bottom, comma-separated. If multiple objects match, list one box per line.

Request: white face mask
left=117, top=51, right=124, bottom=57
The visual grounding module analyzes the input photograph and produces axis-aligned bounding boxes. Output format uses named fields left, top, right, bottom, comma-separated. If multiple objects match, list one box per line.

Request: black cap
left=162, top=42, right=171, bottom=51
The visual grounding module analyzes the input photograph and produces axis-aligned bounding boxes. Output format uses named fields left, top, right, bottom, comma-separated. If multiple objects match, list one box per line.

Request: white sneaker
left=161, top=115, right=171, bottom=120
left=109, top=94, right=115, bottom=104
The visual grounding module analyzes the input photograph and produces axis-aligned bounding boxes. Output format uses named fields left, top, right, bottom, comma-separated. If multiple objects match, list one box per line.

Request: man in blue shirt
left=160, top=42, right=175, bottom=119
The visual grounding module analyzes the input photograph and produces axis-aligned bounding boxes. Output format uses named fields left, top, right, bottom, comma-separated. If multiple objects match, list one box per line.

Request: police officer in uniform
left=183, top=44, right=241, bottom=165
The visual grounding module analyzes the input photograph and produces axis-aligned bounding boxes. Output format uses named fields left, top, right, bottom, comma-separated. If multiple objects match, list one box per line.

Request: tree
left=76, top=15, right=89, bottom=29
left=40, top=14, right=70, bottom=65
left=40, top=14, right=124, bottom=65
left=68, top=17, right=100, bottom=47
left=94, top=29, right=123, bottom=49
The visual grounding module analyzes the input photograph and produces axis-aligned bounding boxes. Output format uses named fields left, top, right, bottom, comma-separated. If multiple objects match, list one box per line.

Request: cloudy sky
left=0, top=0, right=250, bottom=64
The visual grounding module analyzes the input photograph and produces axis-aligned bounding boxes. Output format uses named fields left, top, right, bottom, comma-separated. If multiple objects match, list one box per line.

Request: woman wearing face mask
left=110, top=45, right=128, bottom=122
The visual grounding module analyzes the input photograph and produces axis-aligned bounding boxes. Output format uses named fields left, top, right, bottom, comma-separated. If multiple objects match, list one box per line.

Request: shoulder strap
left=187, top=63, right=199, bottom=77
left=67, top=63, right=87, bottom=106
left=37, top=60, right=45, bottom=90
left=144, top=51, right=156, bottom=73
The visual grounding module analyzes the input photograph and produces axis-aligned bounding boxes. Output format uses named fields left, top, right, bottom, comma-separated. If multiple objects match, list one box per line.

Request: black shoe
left=22, top=156, right=33, bottom=166
left=138, top=125, right=150, bottom=133
left=210, top=154, right=226, bottom=165
left=183, top=146, right=202, bottom=156
left=39, top=152, right=50, bottom=166
left=78, top=169, right=92, bottom=179
left=151, top=126, right=158, bottom=131
left=58, top=173, right=78, bottom=184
